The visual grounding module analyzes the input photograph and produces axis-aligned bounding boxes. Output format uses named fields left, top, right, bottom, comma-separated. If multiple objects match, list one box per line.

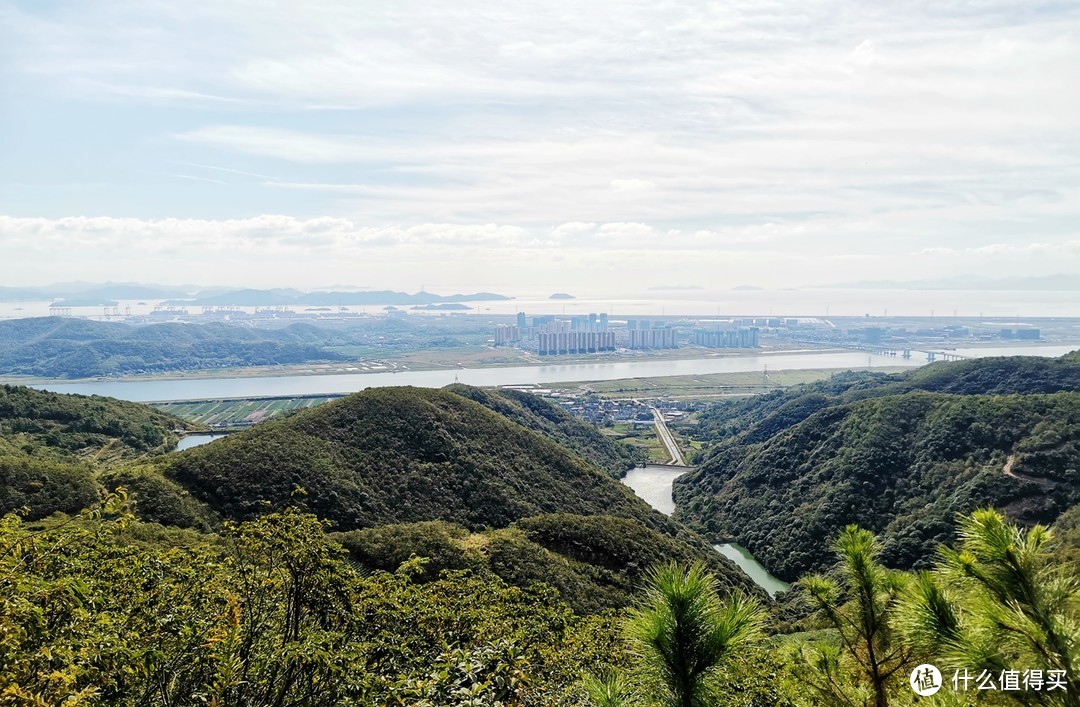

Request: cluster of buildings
left=494, top=312, right=764, bottom=355
left=626, top=320, right=679, bottom=350
left=691, top=326, right=760, bottom=348
left=495, top=312, right=617, bottom=354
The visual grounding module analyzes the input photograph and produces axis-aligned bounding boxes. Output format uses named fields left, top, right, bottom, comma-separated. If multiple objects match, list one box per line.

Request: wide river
left=30, top=344, right=1076, bottom=402
left=621, top=466, right=791, bottom=597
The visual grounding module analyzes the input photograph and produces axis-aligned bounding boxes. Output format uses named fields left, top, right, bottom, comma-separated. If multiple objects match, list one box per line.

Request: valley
left=3, top=351, right=1079, bottom=704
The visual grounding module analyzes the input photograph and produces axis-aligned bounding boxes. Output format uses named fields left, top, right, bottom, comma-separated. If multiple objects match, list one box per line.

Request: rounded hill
left=164, top=386, right=668, bottom=533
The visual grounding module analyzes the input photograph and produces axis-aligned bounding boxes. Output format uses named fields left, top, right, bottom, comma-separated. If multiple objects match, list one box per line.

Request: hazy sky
left=2, top=1, right=1079, bottom=294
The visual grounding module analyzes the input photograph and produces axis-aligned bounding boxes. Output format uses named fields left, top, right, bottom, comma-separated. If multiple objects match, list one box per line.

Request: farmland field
left=153, top=395, right=343, bottom=427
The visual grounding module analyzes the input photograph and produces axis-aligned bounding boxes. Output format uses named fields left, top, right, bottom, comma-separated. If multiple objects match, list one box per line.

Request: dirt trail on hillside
left=1003, top=453, right=1056, bottom=488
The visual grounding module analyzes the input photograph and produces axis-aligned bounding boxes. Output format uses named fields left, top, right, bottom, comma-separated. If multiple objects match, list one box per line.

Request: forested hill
left=445, top=384, right=639, bottom=477
left=151, top=385, right=760, bottom=600
left=161, top=387, right=662, bottom=531
left=0, top=385, right=193, bottom=519
left=0, top=383, right=760, bottom=605
left=0, top=316, right=345, bottom=378
left=690, top=351, right=1080, bottom=445
left=676, top=354, right=1080, bottom=581
left=0, top=384, right=190, bottom=456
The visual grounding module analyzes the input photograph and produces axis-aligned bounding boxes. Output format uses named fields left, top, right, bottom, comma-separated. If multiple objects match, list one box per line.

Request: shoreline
left=4, top=342, right=1073, bottom=394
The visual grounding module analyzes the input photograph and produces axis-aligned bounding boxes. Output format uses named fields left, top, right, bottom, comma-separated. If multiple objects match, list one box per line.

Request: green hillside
left=0, top=385, right=194, bottom=519
left=162, top=386, right=669, bottom=532
left=1, top=384, right=759, bottom=607
left=0, top=384, right=190, bottom=458
left=152, top=386, right=760, bottom=599
left=336, top=512, right=757, bottom=613
left=690, top=351, right=1080, bottom=449
left=5, top=378, right=1078, bottom=704
left=445, top=384, right=639, bottom=477
left=676, top=355, right=1080, bottom=581
left=0, top=316, right=347, bottom=378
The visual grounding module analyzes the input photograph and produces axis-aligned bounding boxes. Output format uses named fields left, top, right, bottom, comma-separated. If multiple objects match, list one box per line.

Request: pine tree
left=795, top=525, right=915, bottom=707
left=902, top=508, right=1080, bottom=706
left=624, top=562, right=763, bottom=707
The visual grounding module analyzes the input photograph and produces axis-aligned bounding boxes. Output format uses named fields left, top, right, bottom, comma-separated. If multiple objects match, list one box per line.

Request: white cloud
left=3, top=0, right=1080, bottom=288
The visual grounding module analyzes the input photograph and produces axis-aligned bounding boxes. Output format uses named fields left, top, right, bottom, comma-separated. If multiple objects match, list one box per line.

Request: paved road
left=650, top=406, right=687, bottom=466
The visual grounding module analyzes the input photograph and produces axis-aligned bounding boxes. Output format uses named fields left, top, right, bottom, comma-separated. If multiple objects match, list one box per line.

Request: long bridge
left=837, top=343, right=969, bottom=362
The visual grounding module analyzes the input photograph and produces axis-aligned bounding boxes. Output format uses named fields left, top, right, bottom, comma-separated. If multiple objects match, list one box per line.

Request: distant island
left=731, top=285, right=764, bottom=291
left=549, top=293, right=576, bottom=300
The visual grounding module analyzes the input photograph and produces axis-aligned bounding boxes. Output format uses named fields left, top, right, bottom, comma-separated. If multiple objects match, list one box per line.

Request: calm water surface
left=712, top=543, right=791, bottom=597
left=621, top=465, right=790, bottom=596
left=620, top=466, right=687, bottom=516
left=174, top=433, right=229, bottom=451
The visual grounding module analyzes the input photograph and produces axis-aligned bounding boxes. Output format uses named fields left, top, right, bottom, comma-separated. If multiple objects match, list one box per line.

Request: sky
left=2, top=0, right=1079, bottom=295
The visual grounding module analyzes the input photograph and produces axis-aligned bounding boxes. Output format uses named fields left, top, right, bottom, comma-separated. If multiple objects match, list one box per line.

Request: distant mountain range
left=162, top=289, right=511, bottom=306
left=817, top=274, right=1080, bottom=291
left=0, top=283, right=210, bottom=303
left=0, top=283, right=511, bottom=306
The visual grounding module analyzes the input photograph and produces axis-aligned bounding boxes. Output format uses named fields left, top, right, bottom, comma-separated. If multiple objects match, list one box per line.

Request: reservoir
left=174, top=433, right=229, bottom=451
left=621, top=466, right=687, bottom=515
left=621, top=465, right=791, bottom=597
left=713, top=543, right=791, bottom=597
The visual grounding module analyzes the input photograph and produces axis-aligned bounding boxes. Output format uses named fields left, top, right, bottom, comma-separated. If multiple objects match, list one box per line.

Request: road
left=650, top=406, right=687, bottom=466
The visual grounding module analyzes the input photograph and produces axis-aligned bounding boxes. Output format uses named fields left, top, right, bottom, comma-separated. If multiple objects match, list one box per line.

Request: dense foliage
left=677, top=355, right=1080, bottom=581
left=4, top=357, right=1078, bottom=704
left=0, top=445, right=99, bottom=520
left=447, top=385, right=640, bottom=477
left=0, top=384, right=755, bottom=612
left=689, top=353, right=1080, bottom=448
left=0, top=384, right=188, bottom=456
left=161, top=387, right=675, bottom=533
left=2, top=498, right=1076, bottom=704
left=154, top=386, right=759, bottom=605
left=337, top=513, right=760, bottom=613
left=0, top=386, right=190, bottom=519
left=0, top=501, right=626, bottom=705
